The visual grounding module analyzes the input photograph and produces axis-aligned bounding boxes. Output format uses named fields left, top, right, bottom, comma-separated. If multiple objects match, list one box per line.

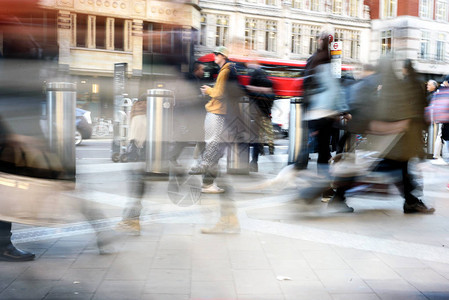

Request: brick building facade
left=367, top=0, right=449, bottom=79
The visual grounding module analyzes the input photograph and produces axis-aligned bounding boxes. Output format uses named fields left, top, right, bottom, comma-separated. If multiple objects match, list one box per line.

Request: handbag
left=0, top=137, right=78, bottom=226
left=0, top=139, right=65, bottom=179
left=425, top=87, right=449, bottom=123
left=329, top=133, right=403, bottom=178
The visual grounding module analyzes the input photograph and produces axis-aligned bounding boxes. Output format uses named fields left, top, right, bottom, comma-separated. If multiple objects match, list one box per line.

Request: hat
left=213, top=46, right=229, bottom=58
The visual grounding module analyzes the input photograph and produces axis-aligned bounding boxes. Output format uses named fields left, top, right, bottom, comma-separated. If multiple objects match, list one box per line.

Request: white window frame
left=420, top=0, right=434, bottom=19
left=199, top=14, right=207, bottom=46
left=381, top=29, right=393, bottom=54
left=436, top=33, right=445, bottom=61
left=291, top=23, right=302, bottom=54
left=309, top=26, right=321, bottom=54
left=265, top=20, right=277, bottom=52
left=333, top=0, right=343, bottom=14
left=382, top=0, right=397, bottom=18
left=436, top=0, right=448, bottom=21
left=215, top=15, right=229, bottom=47
left=349, top=31, right=360, bottom=59
left=349, top=0, right=358, bottom=17
left=245, top=18, right=258, bottom=50
left=292, top=0, right=303, bottom=9
left=310, top=0, right=320, bottom=11
left=420, top=31, right=431, bottom=59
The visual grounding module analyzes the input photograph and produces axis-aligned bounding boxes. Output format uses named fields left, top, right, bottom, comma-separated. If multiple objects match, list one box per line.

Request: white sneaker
left=201, top=183, right=225, bottom=194
left=431, top=158, right=448, bottom=165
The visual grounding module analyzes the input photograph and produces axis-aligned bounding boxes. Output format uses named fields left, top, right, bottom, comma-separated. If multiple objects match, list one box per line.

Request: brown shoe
left=116, top=219, right=141, bottom=235
left=403, top=200, right=435, bottom=214
left=201, top=215, right=240, bottom=234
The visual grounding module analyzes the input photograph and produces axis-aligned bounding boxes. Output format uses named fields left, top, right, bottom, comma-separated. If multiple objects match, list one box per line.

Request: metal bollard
left=227, top=97, right=251, bottom=175
left=46, top=82, right=76, bottom=179
left=288, top=97, right=308, bottom=168
left=145, top=89, right=174, bottom=176
left=426, top=123, right=437, bottom=158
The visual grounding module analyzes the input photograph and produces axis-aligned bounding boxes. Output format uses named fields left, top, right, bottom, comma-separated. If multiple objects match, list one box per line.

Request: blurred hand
left=342, top=113, right=352, bottom=121
left=201, top=85, right=210, bottom=95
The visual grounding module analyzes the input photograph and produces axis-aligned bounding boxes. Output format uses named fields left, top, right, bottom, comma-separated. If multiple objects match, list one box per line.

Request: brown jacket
left=205, top=62, right=232, bottom=115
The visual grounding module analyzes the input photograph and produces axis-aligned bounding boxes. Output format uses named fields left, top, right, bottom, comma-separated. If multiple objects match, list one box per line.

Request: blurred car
left=76, top=108, right=92, bottom=145
left=271, top=98, right=289, bottom=139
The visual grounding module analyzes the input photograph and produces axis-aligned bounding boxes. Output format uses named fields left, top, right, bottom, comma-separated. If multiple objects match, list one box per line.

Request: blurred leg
left=0, top=221, right=12, bottom=248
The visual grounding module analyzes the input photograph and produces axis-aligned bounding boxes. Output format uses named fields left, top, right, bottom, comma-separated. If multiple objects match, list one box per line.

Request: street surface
left=1, top=138, right=449, bottom=300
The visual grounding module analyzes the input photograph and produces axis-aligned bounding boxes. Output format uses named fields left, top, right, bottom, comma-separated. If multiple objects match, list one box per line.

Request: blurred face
left=427, top=81, right=436, bottom=92
left=214, top=53, right=226, bottom=66
left=193, top=64, right=204, bottom=78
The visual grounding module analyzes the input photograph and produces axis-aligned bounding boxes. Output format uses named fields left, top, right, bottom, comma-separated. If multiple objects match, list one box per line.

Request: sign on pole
left=330, top=42, right=342, bottom=79
left=114, top=63, right=127, bottom=122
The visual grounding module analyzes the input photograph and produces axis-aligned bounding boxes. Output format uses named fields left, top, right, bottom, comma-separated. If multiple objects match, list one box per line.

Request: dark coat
left=246, top=67, right=274, bottom=117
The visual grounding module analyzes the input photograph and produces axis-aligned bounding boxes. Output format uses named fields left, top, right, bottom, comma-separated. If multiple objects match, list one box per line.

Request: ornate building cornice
left=40, top=0, right=201, bottom=29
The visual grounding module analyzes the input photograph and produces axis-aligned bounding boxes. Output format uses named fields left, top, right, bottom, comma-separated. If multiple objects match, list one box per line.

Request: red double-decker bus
left=198, top=53, right=354, bottom=98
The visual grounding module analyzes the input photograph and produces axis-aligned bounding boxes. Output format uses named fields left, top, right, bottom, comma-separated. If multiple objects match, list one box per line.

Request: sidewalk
left=2, top=153, right=449, bottom=300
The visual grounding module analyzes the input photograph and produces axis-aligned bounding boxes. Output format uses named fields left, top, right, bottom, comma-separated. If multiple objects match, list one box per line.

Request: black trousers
left=334, top=159, right=420, bottom=205
left=309, top=117, right=335, bottom=175
left=0, top=221, right=12, bottom=248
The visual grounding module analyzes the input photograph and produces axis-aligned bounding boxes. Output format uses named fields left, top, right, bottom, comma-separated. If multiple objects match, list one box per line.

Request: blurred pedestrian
left=428, top=77, right=449, bottom=165
left=188, top=46, right=243, bottom=233
left=296, top=32, right=348, bottom=202
left=245, top=61, right=275, bottom=172
left=116, top=94, right=148, bottom=235
left=329, top=57, right=435, bottom=214
left=126, top=94, right=147, bottom=161
left=427, top=79, right=439, bottom=103
left=188, top=46, right=234, bottom=193
left=169, top=62, right=206, bottom=167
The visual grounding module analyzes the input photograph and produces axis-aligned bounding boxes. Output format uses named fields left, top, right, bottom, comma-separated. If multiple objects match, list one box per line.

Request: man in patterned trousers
left=188, top=46, right=242, bottom=233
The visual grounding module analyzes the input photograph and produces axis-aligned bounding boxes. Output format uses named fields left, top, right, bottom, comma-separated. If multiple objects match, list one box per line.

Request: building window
left=333, top=0, right=343, bottom=14
left=292, top=0, right=303, bottom=9
left=143, top=23, right=181, bottom=55
left=381, top=30, right=392, bottom=54
left=199, top=14, right=207, bottom=46
left=436, top=33, right=445, bottom=60
left=420, top=0, right=434, bottom=18
left=349, top=31, right=360, bottom=59
left=383, top=0, right=397, bottom=18
left=349, top=0, right=358, bottom=17
left=95, top=16, right=106, bottom=49
left=420, top=31, right=430, bottom=59
left=76, top=14, right=88, bottom=47
left=215, top=15, right=229, bottom=47
left=335, top=29, right=360, bottom=60
left=265, top=0, right=276, bottom=5
left=309, top=26, right=320, bottom=54
left=291, top=23, right=302, bottom=54
left=335, top=29, right=343, bottom=42
left=310, top=0, right=319, bottom=11
left=436, top=0, right=448, bottom=21
left=114, top=18, right=124, bottom=51
left=265, top=21, right=277, bottom=52
left=245, top=18, right=258, bottom=50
